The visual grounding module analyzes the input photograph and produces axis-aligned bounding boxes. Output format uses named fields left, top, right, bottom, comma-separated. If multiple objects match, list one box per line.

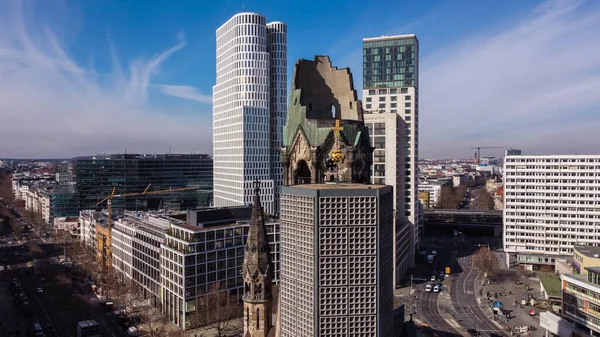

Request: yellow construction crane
left=96, top=184, right=209, bottom=227
left=95, top=184, right=211, bottom=270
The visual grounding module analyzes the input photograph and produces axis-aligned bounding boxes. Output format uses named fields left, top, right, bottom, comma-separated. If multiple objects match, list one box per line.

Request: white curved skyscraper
left=213, top=12, right=287, bottom=216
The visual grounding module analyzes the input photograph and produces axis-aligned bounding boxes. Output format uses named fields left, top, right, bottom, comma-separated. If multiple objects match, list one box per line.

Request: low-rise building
left=79, top=210, right=107, bottom=250
left=572, top=245, right=600, bottom=275
left=418, top=180, right=449, bottom=209
left=54, top=216, right=80, bottom=237
left=561, top=267, right=600, bottom=335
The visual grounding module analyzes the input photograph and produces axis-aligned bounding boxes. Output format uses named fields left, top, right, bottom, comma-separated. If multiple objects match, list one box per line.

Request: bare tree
left=197, top=282, right=243, bottom=337
left=436, top=186, right=457, bottom=209
left=473, top=247, right=498, bottom=276
left=27, top=241, right=46, bottom=259
left=474, top=189, right=494, bottom=210
left=141, top=307, right=173, bottom=337
left=0, top=173, right=14, bottom=204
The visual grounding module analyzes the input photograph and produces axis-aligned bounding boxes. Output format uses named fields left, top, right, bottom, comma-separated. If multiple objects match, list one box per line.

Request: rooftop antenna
left=243, top=3, right=246, bottom=12
left=125, top=148, right=127, bottom=154
left=169, top=146, right=171, bottom=154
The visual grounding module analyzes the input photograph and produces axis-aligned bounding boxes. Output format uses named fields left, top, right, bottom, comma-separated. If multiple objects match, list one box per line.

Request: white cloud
left=159, top=84, right=212, bottom=103
left=419, top=0, right=600, bottom=158
left=0, top=1, right=212, bottom=158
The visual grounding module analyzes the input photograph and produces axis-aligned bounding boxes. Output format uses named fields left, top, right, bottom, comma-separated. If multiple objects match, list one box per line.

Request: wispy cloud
left=0, top=1, right=211, bottom=158
left=159, top=84, right=212, bottom=103
left=419, top=0, right=600, bottom=158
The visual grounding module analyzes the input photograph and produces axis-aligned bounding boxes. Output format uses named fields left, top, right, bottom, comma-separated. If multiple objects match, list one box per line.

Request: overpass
left=423, top=209, right=503, bottom=237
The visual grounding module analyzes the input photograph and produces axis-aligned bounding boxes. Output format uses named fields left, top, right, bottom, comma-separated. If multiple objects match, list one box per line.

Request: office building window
left=379, top=96, right=386, bottom=102
left=379, top=103, right=386, bottom=109
left=405, top=102, right=411, bottom=107
left=404, top=95, right=411, bottom=100
left=378, top=89, right=387, bottom=94
left=369, top=90, right=376, bottom=95
left=390, top=88, right=398, bottom=94
left=366, top=97, right=372, bottom=102
left=405, top=109, right=411, bottom=115
left=390, top=96, right=397, bottom=101
left=401, top=88, right=408, bottom=93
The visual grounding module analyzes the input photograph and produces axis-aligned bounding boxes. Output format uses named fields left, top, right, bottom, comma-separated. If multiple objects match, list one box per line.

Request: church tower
left=243, top=181, right=275, bottom=337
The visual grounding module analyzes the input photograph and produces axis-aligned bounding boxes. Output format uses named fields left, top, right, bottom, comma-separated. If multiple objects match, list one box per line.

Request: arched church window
left=256, top=308, right=260, bottom=329
left=331, top=104, right=336, bottom=118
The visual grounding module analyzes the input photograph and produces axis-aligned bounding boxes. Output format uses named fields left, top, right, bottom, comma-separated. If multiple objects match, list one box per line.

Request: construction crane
left=96, top=184, right=211, bottom=227
left=95, top=184, right=212, bottom=270
left=470, top=146, right=502, bottom=165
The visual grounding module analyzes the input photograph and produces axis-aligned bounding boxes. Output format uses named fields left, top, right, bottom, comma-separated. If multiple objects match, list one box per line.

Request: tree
left=436, top=186, right=457, bottom=209
left=141, top=307, right=173, bottom=337
left=474, top=189, right=494, bottom=210
left=0, top=173, right=15, bottom=204
left=198, top=282, right=243, bottom=337
left=473, top=247, right=498, bottom=276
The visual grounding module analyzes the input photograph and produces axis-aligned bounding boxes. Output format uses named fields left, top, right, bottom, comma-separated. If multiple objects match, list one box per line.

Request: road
left=415, top=238, right=462, bottom=337
left=1, top=208, right=126, bottom=337
left=448, top=235, right=507, bottom=337
left=451, top=255, right=507, bottom=336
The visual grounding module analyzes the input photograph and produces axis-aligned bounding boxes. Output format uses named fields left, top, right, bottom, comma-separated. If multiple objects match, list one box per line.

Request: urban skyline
left=1, top=0, right=599, bottom=159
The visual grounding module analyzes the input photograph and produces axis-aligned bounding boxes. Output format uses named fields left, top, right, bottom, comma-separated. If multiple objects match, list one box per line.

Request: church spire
left=243, top=181, right=275, bottom=337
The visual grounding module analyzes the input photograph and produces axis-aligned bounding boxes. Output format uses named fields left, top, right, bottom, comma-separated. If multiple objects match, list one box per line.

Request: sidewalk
left=477, top=253, right=546, bottom=335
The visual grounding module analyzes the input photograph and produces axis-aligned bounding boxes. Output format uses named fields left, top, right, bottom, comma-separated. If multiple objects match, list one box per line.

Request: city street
left=1, top=205, right=127, bottom=337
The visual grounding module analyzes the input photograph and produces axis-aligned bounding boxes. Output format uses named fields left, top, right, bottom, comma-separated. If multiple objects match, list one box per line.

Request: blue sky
left=0, top=0, right=599, bottom=159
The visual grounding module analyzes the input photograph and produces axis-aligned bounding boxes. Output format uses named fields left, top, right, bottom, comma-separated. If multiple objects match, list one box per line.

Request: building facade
left=213, top=12, right=287, bottom=216
left=362, top=34, right=421, bottom=270
left=363, top=112, right=410, bottom=284
left=572, top=246, right=600, bottom=275
left=562, top=268, right=600, bottom=335
left=279, top=185, right=394, bottom=336
left=503, top=154, right=600, bottom=267
left=160, top=208, right=280, bottom=330
left=76, top=154, right=213, bottom=211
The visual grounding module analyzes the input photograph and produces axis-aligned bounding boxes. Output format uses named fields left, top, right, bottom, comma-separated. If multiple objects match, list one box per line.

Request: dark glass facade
left=363, top=36, right=419, bottom=89
left=74, top=154, right=213, bottom=212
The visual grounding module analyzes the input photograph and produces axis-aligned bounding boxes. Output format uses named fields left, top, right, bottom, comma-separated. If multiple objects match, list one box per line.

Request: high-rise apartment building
left=503, top=154, right=600, bottom=268
left=363, top=112, right=410, bottom=284
left=213, top=12, right=287, bottom=216
left=362, top=34, right=421, bottom=272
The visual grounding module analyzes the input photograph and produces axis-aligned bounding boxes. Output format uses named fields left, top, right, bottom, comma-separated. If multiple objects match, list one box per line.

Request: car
left=430, top=275, right=436, bottom=282
left=36, top=287, right=43, bottom=293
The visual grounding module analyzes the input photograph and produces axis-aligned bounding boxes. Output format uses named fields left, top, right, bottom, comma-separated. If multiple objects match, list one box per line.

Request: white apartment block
left=79, top=210, right=106, bottom=250
left=363, top=34, right=421, bottom=271
left=112, top=211, right=182, bottom=307
left=212, top=12, right=287, bottom=216
left=363, top=112, right=410, bottom=285
left=418, top=181, right=444, bottom=209
left=503, top=154, right=600, bottom=267
left=278, top=185, right=394, bottom=337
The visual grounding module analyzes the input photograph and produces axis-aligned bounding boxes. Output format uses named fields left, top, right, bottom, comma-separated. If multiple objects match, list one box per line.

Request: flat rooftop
left=538, top=272, right=562, bottom=298
left=288, top=183, right=388, bottom=190
left=575, top=245, right=600, bottom=258
left=363, top=34, right=416, bottom=42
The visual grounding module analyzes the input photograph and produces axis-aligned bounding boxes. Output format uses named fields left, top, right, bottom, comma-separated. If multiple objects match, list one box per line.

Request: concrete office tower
left=503, top=154, right=600, bottom=269
left=278, top=56, right=394, bottom=336
left=213, top=12, right=287, bottom=216
left=363, top=112, right=410, bottom=285
left=362, top=34, right=421, bottom=273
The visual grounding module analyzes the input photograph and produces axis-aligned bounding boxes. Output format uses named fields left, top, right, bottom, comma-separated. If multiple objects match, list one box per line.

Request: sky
left=0, top=0, right=599, bottom=159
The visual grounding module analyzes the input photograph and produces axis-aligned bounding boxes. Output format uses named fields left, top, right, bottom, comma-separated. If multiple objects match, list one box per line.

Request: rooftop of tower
left=363, top=34, right=417, bottom=42
left=289, top=183, right=388, bottom=190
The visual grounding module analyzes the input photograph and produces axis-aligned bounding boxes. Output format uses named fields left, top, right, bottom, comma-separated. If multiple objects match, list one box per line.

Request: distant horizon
left=0, top=0, right=599, bottom=158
